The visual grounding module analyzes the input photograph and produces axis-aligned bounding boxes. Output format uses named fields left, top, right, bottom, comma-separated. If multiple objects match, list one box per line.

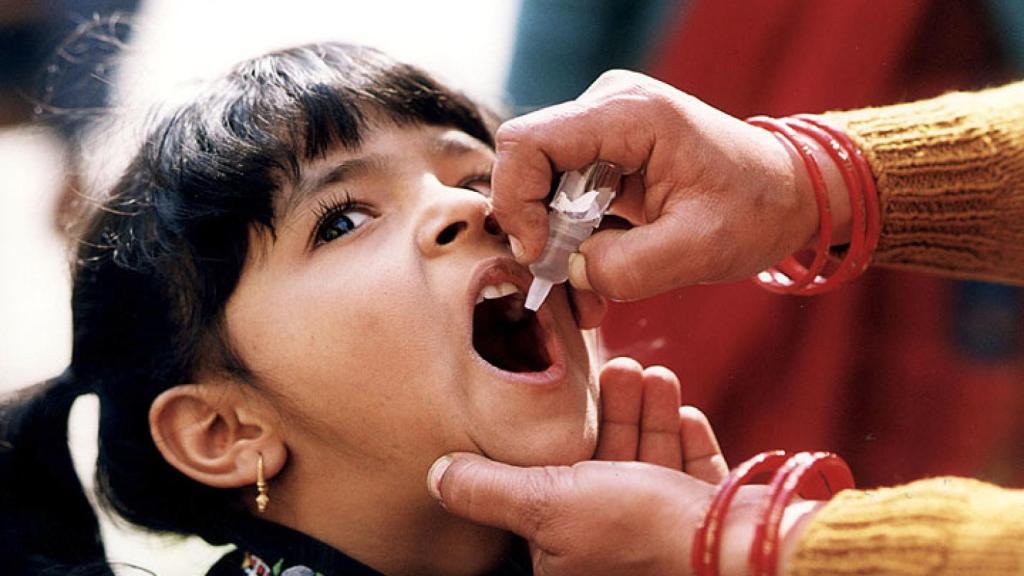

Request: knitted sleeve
left=822, top=81, right=1024, bottom=284
left=786, top=477, right=1024, bottom=575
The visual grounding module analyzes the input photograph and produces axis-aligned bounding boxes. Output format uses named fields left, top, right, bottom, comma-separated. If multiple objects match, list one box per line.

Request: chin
left=485, top=411, right=599, bottom=467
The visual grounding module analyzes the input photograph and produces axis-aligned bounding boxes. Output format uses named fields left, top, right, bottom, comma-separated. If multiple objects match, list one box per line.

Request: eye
left=313, top=196, right=374, bottom=246
left=459, top=172, right=492, bottom=197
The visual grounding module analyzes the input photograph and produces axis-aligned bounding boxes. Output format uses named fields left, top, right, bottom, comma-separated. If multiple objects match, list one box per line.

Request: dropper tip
left=524, top=278, right=553, bottom=311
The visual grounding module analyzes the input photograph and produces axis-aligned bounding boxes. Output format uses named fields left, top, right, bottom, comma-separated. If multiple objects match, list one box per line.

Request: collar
left=206, top=517, right=532, bottom=576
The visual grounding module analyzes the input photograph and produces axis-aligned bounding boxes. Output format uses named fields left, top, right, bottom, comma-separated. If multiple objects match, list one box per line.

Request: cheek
left=241, top=278, right=422, bottom=384
left=227, top=254, right=461, bottom=443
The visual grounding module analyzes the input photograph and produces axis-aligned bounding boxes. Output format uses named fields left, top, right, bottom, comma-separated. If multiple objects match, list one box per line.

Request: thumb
left=428, top=453, right=564, bottom=540
left=577, top=210, right=702, bottom=301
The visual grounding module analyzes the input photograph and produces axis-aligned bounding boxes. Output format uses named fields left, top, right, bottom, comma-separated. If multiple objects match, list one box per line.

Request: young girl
left=1, top=42, right=625, bottom=575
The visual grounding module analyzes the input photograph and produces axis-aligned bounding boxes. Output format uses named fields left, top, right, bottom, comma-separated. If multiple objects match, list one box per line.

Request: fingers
left=594, top=357, right=644, bottom=461
left=490, top=127, right=556, bottom=263
left=607, top=171, right=648, bottom=225
left=637, top=366, right=683, bottom=469
left=428, top=452, right=565, bottom=540
left=491, top=95, right=660, bottom=264
left=577, top=202, right=723, bottom=301
left=594, top=358, right=683, bottom=470
left=678, top=406, right=728, bottom=483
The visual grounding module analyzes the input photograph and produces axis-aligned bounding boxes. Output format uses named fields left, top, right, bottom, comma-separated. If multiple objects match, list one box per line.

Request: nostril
left=436, top=222, right=467, bottom=245
left=483, top=214, right=503, bottom=236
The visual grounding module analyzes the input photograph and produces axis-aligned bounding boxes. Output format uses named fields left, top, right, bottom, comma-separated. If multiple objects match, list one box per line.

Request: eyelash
left=311, top=192, right=372, bottom=247
left=459, top=171, right=493, bottom=196
left=309, top=170, right=493, bottom=248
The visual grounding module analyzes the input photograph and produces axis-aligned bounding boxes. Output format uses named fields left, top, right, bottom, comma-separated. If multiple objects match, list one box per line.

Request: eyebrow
left=429, top=132, right=492, bottom=159
left=281, top=155, right=387, bottom=220
left=280, top=131, right=493, bottom=220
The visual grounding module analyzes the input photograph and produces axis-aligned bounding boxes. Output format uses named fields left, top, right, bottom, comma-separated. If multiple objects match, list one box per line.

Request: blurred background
left=2, top=1, right=1023, bottom=574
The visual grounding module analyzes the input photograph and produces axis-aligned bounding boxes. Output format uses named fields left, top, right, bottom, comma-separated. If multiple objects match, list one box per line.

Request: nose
left=416, top=187, right=503, bottom=258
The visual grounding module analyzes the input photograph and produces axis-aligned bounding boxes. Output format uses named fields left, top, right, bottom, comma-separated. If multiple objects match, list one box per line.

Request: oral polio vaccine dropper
left=524, top=161, right=623, bottom=311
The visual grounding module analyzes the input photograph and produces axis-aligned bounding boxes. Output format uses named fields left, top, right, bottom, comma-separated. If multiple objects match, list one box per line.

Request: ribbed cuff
left=823, top=82, right=1024, bottom=284
left=787, top=477, right=1024, bottom=576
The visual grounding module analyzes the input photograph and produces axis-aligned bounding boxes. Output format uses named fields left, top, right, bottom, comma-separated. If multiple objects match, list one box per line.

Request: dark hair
left=0, top=42, right=494, bottom=573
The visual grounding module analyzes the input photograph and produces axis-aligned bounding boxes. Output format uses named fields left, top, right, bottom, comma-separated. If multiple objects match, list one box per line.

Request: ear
left=149, top=381, right=286, bottom=489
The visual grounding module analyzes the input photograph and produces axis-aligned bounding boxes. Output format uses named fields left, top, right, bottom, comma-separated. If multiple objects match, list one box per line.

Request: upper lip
left=466, top=257, right=533, bottom=309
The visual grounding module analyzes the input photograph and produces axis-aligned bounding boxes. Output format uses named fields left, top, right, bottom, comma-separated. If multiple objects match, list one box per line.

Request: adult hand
left=427, top=358, right=737, bottom=575
left=491, top=70, right=851, bottom=301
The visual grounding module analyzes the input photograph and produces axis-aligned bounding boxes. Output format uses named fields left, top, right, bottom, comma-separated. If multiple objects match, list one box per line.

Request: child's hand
left=595, top=357, right=728, bottom=483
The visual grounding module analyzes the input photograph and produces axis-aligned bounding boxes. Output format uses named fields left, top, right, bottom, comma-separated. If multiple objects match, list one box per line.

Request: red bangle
left=692, top=451, right=790, bottom=576
left=749, top=452, right=855, bottom=576
left=794, top=114, right=880, bottom=276
left=747, top=114, right=881, bottom=294
left=782, top=117, right=866, bottom=292
left=747, top=117, right=833, bottom=294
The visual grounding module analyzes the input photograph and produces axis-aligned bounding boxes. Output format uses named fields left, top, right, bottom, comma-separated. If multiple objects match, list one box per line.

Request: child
left=1, top=42, right=616, bottom=575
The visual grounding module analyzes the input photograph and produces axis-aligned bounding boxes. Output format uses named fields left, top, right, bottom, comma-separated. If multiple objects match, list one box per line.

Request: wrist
left=777, top=500, right=825, bottom=575
left=790, top=132, right=852, bottom=249
left=717, top=485, right=768, bottom=576
left=717, top=494, right=823, bottom=576
left=748, top=115, right=878, bottom=295
left=692, top=451, right=853, bottom=576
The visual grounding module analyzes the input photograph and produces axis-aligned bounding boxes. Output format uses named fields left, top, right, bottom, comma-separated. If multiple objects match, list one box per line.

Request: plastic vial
left=524, top=161, right=622, bottom=311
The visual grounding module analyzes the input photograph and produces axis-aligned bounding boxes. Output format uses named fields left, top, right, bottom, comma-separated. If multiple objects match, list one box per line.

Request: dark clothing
left=205, top=518, right=532, bottom=576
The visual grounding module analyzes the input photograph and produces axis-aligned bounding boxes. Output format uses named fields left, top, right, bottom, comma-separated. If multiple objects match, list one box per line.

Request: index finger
left=491, top=100, right=656, bottom=263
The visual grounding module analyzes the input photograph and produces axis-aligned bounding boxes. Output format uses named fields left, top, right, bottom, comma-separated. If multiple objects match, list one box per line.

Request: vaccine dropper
left=524, top=161, right=623, bottom=311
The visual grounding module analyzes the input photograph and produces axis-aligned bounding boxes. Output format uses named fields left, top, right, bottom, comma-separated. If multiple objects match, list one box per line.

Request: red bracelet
left=691, top=451, right=790, bottom=576
left=747, top=115, right=880, bottom=294
left=749, top=452, right=855, bottom=576
left=794, top=114, right=881, bottom=276
left=782, top=118, right=866, bottom=292
left=747, top=117, right=833, bottom=293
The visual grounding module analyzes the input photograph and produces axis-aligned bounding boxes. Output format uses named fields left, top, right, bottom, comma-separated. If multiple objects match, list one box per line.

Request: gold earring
left=256, top=453, right=269, bottom=513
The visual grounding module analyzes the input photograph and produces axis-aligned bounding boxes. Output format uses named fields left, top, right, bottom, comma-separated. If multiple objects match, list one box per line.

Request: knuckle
left=512, top=467, right=564, bottom=536
left=449, top=458, right=487, bottom=503
left=583, top=235, right=630, bottom=300
left=494, top=121, right=530, bottom=156
left=595, top=68, right=639, bottom=85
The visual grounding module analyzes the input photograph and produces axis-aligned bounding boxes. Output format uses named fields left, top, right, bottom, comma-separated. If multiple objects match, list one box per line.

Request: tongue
left=473, top=296, right=551, bottom=372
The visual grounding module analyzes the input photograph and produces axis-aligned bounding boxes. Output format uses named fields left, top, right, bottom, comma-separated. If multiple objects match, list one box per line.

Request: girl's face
left=225, top=122, right=598, bottom=499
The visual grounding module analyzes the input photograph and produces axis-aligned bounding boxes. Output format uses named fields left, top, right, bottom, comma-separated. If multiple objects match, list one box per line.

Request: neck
left=267, top=452, right=513, bottom=576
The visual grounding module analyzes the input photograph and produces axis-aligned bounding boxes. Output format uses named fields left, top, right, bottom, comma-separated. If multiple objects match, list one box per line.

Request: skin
left=430, top=70, right=856, bottom=575
left=152, top=123, right=610, bottom=576
left=491, top=69, right=852, bottom=300
left=432, top=360, right=825, bottom=576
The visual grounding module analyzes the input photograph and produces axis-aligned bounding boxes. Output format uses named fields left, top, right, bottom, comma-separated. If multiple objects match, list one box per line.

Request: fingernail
left=568, top=252, right=592, bottom=291
left=427, top=455, right=453, bottom=503
left=509, top=236, right=525, bottom=261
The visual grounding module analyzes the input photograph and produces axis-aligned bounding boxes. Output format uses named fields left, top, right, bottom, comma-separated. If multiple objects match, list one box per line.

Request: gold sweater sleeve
left=787, top=477, right=1024, bottom=575
left=823, top=81, right=1024, bottom=284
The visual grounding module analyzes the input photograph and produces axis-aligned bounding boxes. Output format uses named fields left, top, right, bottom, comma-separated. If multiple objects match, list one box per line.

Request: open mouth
left=472, top=283, right=553, bottom=373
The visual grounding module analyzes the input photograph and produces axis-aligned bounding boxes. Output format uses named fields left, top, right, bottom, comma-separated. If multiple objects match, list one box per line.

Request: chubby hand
left=427, top=358, right=730, bottom=575
left=491, top=70, right=841, bottom=301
